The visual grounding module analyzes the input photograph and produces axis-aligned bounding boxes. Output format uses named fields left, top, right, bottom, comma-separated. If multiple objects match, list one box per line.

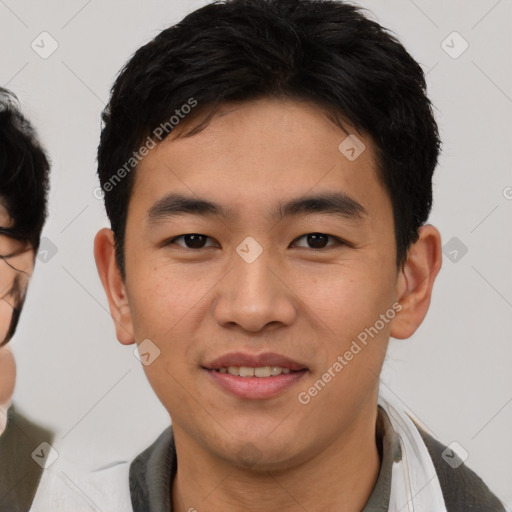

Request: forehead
left=129, top=98, right=390, bottom=221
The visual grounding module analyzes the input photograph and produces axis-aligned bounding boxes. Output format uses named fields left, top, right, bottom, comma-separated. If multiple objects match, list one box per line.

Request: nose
left=212, top=246, right=297, bottom=333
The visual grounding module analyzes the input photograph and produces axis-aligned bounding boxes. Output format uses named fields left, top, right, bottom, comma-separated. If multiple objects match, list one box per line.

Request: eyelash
left=164, top=233, right=348, bottom=250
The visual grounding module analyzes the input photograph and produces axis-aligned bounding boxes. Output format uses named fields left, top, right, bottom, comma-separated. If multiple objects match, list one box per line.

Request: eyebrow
left=147, top=192, right=367, bottom=224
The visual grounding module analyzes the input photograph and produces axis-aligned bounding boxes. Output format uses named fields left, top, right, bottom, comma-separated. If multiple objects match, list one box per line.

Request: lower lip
left=205, top=369, right=307, bottom=399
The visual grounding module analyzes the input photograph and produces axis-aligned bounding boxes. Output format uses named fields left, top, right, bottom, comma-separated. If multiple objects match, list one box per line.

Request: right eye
left=164, top=234, right=219, bottom=249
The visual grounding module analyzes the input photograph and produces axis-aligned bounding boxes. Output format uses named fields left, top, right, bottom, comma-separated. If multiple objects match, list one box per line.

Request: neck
left=172, top=404, right=381, bottom=512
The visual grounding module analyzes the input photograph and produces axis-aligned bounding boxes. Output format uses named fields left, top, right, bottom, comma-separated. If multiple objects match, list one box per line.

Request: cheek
left=0, top=300, right=12, bottom=343
left=127, top=265, right=215, bottom=396
left=127, top=264, right=204, bottom=338
left=292, top=261, right=397, bottom=339
left=0, top=347, right=15, bottom=403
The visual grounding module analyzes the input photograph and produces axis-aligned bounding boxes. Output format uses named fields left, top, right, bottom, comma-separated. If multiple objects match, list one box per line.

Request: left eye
left=292, top=233, right=341, bottom=249
left=167, top=234, right=218, bottom=249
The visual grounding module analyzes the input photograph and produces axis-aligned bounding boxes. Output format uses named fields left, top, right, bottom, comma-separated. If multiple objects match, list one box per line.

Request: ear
left=390, top=225, right=442, bottom=339
left=94, top=228, right=135, bottom=345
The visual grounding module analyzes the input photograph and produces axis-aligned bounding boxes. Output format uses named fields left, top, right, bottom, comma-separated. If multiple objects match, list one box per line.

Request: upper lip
left=204, top=352, right=308, bottom=371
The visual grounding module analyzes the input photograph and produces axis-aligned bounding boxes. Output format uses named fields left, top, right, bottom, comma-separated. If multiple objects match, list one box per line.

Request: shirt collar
left=129, top=405, right=401, bottom=512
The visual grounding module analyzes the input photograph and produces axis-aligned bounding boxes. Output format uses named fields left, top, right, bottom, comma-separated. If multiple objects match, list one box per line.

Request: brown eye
left=167, top=234, right=217, bottom=249
left=307, top=233, right=329, bottom=248
left=293, top=233, right=340, bottom=249
left=183, top=234, right=207, bottom=248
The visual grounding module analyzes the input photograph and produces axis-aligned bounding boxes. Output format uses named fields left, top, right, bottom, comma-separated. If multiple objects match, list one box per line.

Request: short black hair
left=0, top=88, right=50, bottom=252
left=97, top=0, right=441, bottom=278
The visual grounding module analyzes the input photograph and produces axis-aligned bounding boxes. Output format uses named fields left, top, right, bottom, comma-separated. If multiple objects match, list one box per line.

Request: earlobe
left=93, top=228, right=135, bottom=345
left=390, top=225, right=442, bottom=340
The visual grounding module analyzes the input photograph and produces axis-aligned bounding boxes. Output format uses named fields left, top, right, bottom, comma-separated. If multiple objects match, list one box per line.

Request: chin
left=214, top=436, right=309, bottom=473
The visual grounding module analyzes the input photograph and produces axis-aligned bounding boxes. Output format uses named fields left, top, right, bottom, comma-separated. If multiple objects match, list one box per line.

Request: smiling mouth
left=205, top=366, right=308, bottom=400
left=213, top=366, right=299, bottom=377
left=203, top=352, right=309, bottom=398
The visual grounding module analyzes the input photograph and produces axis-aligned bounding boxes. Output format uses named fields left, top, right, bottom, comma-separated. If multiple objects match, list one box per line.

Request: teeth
left=255, top=366, right=271, bottom=377
left=218, top=366, right=293, bottom=377
left=239, top=366, right=255, bottom=377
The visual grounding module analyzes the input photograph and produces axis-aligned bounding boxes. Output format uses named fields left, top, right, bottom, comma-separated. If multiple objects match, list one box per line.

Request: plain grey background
left=1, top=0, right=511, bottom=506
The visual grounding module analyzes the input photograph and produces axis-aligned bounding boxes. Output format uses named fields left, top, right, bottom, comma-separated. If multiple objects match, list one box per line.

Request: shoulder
left=0, top=405, right=54, bottom=512
left=30, top=452, right=132, bottom=511
left=131, top=425, right=174, bottom=471
left=5, top=405, right=54, bottom=444
left=130, top=426, right=175, bottom=511
left=416, top=426, right=506, bottom=512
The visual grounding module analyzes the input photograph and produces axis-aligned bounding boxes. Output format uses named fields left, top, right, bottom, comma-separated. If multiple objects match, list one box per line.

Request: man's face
left=110, top=98, right=406, bottom=468
left=0, top=204, right=33, bottom=345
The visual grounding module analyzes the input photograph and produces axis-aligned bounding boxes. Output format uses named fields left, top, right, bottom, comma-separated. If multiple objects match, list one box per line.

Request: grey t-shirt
left=129, top=406, right=505, bottom=511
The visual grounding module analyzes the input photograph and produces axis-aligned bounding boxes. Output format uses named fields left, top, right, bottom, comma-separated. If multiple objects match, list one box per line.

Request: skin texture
left=95, top=98, right=442, bottom=511
left=0, top=203, right=34, bottom=435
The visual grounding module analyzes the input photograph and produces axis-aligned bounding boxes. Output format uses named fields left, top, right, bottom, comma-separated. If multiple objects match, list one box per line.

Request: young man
left=0, top=88, right=53, bottom=512
left=91, top=0, right=505, bottom=510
